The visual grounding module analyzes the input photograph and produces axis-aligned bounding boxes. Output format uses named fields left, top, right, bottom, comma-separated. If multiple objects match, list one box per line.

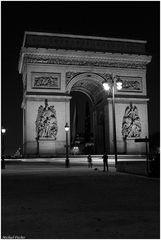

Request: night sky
left=1, top=2, right=160, bottom=155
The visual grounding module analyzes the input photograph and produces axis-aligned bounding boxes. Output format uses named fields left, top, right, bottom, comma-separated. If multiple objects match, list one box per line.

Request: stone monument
left=18, top=32, right=151, bottom=156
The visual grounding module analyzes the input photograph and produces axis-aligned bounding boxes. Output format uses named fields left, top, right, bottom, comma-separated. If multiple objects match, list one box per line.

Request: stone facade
left=19, top=32, right=151, bottom=156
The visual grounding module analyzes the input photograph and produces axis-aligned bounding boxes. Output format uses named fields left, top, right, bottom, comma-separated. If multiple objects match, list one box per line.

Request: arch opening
left=70, top=76, right=107, bottom=155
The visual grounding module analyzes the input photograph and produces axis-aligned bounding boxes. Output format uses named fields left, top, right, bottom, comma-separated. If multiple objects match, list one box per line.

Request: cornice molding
left=107, top=97, right=149, bottom=103
left=24, top=31, right=147, bottom=44
left=21, top=47, right=152, bottom=62
left=18, top=47, right=152, bottom=73
left=22, top=54, right=149, bottom=71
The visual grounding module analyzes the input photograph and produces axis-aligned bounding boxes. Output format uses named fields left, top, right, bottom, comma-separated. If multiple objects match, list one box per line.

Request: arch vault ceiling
left=71, top=78, right=106, bottom=105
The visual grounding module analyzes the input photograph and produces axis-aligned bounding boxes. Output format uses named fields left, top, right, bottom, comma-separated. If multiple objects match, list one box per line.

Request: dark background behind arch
left=1, top=2, right=159, bottom=155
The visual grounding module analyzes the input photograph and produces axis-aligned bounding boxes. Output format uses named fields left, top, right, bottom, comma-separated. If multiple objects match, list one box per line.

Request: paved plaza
left=1, top=162, right=160, bottom=239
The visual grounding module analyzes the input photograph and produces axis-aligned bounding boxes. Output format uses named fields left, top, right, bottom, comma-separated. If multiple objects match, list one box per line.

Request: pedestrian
left=102, top=153, right=108, bottom=171
left=87, top=154, right=92, bottom=168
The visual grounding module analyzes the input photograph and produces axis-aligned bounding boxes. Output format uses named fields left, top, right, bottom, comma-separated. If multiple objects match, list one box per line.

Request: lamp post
left=65, top=122, right=70, bottom=168
left=36, top=135, right=40, bottom=157
left=1, top=127, right=6, bottom=169
left=102, top=74, right=122, bottom=167
left=36, top=128, right=40, bottom=157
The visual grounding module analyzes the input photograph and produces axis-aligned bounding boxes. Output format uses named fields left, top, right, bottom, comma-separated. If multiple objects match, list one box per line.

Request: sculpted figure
left=35, top=99, right=58, bottom=139
left=122, top=103, right=141, bottom=138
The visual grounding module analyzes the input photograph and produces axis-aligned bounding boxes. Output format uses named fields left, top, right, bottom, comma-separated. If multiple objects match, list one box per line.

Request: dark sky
left=1, top=1, right=160, bottom=155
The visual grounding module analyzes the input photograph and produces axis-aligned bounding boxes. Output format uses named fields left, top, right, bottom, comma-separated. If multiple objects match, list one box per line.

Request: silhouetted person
left=102, top=153, right=108, bottom=171
left=87, top=154, right=92, bottom=168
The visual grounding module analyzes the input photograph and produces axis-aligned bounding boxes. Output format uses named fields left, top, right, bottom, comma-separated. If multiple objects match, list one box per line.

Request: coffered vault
left=66, top=72, right=107, bottom=105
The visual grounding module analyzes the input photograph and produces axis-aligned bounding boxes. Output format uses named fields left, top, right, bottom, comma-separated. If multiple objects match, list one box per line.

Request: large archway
left=70, top=91, right=94, bottom=154
left=67, top=72, right=108, bottom=154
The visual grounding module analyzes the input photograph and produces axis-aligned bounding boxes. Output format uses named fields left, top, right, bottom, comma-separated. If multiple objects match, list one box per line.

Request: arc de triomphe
left=18, top=32, right=151, bottom=156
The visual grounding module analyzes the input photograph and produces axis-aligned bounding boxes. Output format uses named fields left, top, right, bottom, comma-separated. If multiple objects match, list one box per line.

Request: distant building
left=18, top=32, right=151, bottom=156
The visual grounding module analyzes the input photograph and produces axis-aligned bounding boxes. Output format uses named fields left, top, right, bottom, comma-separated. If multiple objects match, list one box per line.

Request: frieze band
left=24, top=54, right=147, bottom=69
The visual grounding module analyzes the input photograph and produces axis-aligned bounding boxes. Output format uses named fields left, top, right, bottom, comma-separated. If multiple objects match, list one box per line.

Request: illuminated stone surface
left=19, top=32, right=151, bottom=156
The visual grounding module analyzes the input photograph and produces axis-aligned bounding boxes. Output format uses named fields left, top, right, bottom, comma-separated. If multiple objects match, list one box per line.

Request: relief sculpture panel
left=32, top=72, right=61, bottom=89
left=117, top=76, right=142, bottom=92
left=122, top=103, right=142, bottom=138
left=35, top=99, right=58, bottom=139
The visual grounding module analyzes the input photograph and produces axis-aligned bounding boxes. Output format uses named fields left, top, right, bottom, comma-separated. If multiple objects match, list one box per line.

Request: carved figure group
left=34, top=76, right=58, bottom=88
left=122, top=103, right=141, bottom=138
left=122, top=80, right=141, bottom=91
left=35, top=99, right=58, bottom=139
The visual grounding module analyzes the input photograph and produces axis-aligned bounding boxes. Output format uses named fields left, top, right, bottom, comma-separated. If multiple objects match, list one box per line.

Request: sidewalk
left=1, top=163, right=160, bottom=239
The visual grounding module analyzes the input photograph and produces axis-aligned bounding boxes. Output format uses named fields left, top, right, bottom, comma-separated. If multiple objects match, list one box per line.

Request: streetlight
left=102, top=74, right=122, bottom=167
left=1, top=127, right=6, bottom=169
left=36, top=129, right=40, bottom=157
left=65, top=122, right=70, bottom=168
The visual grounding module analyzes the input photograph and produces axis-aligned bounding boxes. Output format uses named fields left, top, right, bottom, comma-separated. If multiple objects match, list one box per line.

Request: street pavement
left=1, top=163, right=160, bottom=239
